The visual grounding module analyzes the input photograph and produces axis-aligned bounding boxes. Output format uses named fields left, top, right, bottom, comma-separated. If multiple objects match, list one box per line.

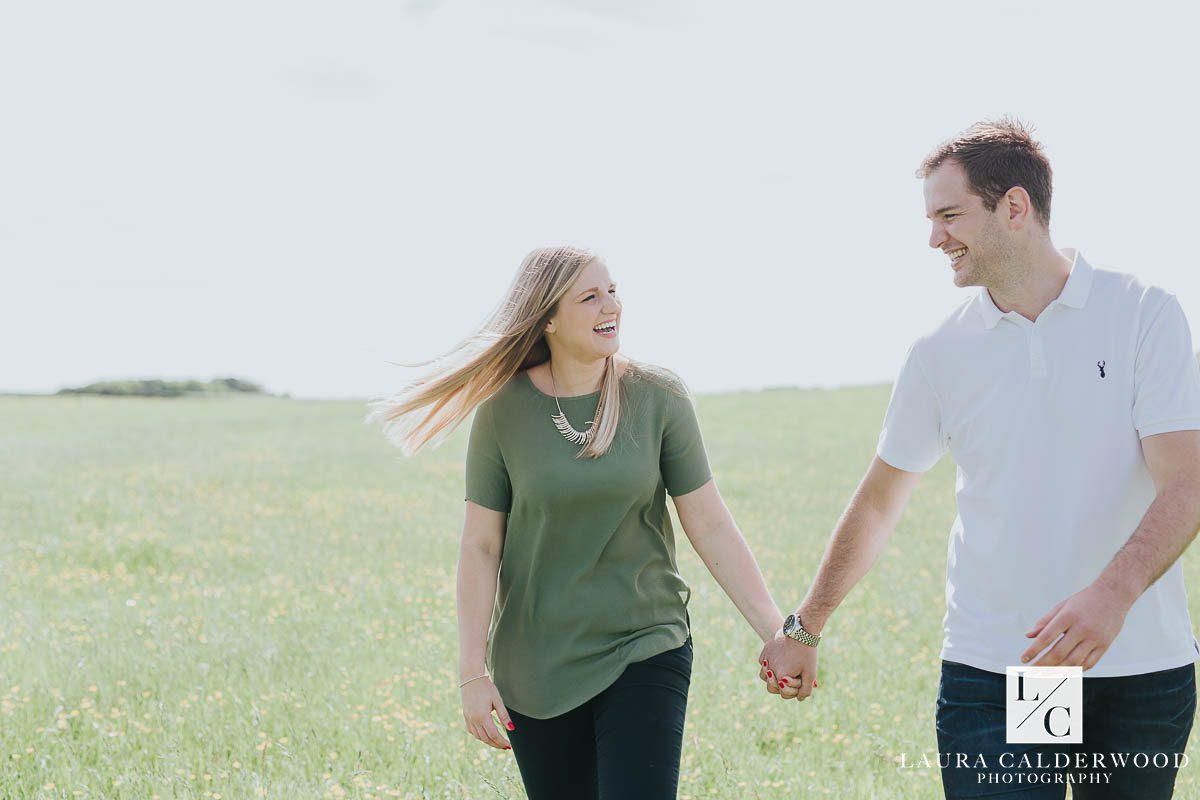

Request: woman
left=369, top=246, right=784, bottom=799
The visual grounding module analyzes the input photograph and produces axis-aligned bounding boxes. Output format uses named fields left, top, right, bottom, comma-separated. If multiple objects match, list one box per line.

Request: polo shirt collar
left=1056, top=248, right=1094, bottom=309
left=977, top=248, right=1094, bottom=329
left=979, top=289, right=1005, bottom=329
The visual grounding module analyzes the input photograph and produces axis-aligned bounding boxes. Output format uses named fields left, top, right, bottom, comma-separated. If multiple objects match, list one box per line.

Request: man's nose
left=929, top=222, right=948, bottom=250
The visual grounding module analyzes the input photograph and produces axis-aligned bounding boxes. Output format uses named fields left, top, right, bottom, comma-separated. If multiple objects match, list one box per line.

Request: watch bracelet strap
left=787, top=614, right=821, bottom=647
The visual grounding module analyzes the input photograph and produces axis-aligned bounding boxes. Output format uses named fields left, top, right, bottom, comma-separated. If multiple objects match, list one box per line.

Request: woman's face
left=545, top=258, right=622, bottom=361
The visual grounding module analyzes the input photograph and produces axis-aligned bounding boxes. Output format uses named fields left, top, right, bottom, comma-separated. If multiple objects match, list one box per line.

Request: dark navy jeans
left=506, top=637, right=692, bottom=800
left=936, top=660, right=1196, bottom=799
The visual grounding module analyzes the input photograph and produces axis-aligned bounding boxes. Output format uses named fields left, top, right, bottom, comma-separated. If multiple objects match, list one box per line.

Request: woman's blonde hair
left=367, top=246, right=625, bottom=458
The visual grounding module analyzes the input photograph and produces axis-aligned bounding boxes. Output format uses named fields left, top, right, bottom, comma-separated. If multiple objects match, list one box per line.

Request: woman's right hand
left=460, top=677, right=515, bottom=750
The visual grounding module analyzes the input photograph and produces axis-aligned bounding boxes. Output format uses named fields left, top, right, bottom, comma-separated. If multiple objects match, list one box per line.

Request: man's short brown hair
left=918, top=117, right=1053, bottom=228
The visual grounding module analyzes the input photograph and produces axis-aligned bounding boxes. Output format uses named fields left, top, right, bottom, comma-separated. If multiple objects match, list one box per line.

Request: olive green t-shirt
left=465, top=364, right=712, bottom=719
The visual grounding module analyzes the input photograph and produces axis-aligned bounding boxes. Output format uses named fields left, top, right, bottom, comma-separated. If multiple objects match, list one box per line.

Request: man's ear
left=1004, top=186, right=1033, bottom=229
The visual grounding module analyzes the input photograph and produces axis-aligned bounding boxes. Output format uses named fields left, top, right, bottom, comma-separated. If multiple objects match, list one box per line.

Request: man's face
left=923, top=160, right=1014, bottom=290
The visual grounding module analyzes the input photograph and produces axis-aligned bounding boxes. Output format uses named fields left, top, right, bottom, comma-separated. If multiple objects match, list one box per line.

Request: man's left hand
left=1021, top=582, right=1135, bottom=670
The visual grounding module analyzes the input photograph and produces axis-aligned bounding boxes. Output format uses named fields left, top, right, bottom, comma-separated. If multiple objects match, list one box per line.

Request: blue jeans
left=936, top=660, right=1195, bottom=799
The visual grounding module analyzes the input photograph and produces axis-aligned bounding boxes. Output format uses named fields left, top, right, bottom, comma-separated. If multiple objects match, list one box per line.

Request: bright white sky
left=4, top=1, right=1198, bottom=398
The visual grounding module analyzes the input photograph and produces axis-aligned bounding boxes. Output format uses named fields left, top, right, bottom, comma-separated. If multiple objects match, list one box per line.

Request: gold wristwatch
left=782, top=612, right=821, bottom=647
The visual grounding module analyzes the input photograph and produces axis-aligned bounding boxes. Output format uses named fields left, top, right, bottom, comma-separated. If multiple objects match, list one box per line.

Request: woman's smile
left=593, top=318, right=618, bottom=339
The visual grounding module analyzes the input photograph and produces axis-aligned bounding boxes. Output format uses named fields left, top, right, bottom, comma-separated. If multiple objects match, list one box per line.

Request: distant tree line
left=57, top=378, right=267, bottom=397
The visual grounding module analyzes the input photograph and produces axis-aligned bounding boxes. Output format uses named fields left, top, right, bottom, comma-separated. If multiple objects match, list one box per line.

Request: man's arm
left=1023, top=430, right=1200, bottom=669
left=759, top=456, right=922, bottom=700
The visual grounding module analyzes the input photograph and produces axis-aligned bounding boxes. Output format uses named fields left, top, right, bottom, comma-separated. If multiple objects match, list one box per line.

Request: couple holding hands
left=372, top=119, right=1200, bottom=799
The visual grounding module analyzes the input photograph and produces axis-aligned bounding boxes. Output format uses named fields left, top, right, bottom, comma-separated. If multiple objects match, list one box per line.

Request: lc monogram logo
left=1006, top=667, right=1083, bottom=744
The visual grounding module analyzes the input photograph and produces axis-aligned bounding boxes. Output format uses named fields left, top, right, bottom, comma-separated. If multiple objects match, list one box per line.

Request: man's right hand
left=758, top=630, right=819, bottom=701
left=461, top=677, right=514, bottom=750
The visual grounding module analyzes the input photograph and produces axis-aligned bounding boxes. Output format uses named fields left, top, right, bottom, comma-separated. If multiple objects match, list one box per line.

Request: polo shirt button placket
left=1029, top=329, right=1047, bottom=380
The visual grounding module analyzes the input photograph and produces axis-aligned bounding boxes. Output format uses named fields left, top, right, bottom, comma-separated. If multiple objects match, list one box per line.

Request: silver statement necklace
left=549, top=366, right=594, bottom=446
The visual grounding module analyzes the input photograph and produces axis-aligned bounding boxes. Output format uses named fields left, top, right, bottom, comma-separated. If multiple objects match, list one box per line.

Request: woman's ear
left=545, top=319, right=556, bottom=334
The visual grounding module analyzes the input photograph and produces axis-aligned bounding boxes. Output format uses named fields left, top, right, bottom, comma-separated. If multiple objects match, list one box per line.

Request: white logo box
left=1006, top=666, right=1083, bottom=744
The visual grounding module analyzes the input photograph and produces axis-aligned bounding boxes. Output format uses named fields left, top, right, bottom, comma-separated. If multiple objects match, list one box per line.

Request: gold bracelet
left=458, top=673, right=489, bottom=689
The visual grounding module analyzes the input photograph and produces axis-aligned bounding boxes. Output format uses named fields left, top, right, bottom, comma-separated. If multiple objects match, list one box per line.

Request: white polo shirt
left=878, top=249, right=1200, bottom=677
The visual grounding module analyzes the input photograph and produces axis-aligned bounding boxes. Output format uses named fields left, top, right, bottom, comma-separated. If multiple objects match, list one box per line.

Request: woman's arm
left=672, top=480, right=784, bottom=643
left=457, top=501, right=514, bottom=750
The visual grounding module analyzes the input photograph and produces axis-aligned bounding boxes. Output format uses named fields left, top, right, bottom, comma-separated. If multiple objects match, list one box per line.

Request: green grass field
left=2, top=389, right=1198, bottom=799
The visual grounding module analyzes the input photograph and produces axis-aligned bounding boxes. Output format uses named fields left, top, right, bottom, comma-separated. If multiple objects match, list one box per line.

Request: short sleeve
left=465, top=401, right=512, bottom=512
left=660, top=388, right=712, bottom=497
left=1133, top=294, right=1200, bottom=438
left=876, top=342, right=948, bottom=473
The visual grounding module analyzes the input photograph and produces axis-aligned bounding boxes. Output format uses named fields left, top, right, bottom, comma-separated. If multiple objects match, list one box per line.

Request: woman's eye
left=582, top=294, right=596, bottom=302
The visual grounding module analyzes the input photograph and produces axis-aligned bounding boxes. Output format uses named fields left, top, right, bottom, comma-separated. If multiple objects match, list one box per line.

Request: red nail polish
left=766, top=671, right=773, bottom=678
left=777, top=681, right=785, bottom=688
left=813, top=680, right=819, bottom=688
left=506, top=722, right=515, bottom=731
left=780, top=678, right=789, bottom=684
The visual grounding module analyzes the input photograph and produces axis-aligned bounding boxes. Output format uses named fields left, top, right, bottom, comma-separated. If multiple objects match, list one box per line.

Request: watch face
left=783, top=614, right=796, bottom=634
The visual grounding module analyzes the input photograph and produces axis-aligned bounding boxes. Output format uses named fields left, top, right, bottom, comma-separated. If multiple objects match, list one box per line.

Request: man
left=759, top=119, right=1200, bottom=799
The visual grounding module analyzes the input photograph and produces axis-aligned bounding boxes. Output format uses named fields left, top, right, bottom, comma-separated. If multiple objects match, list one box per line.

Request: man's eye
left=944, top=213, right=959, bottom=220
